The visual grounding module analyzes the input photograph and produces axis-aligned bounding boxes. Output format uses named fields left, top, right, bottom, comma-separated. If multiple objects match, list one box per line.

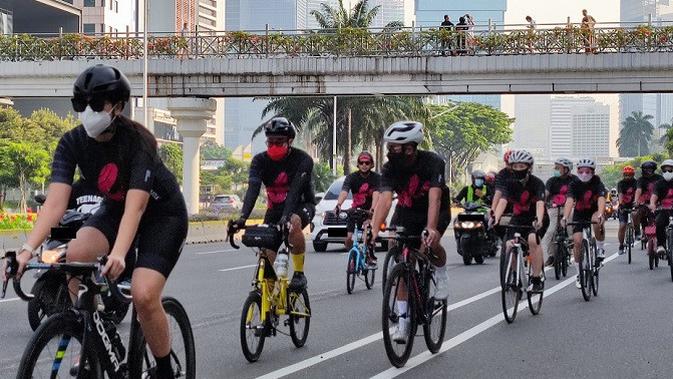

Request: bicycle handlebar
left=227, top=220, right=290, bottom=250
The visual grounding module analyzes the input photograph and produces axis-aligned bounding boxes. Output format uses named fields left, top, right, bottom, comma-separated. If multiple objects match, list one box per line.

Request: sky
left=505, top=0, right=620, bottom=25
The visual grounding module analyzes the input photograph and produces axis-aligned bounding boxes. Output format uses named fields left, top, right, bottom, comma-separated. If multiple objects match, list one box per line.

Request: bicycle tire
left=527, top=269, right=544, bottom=315
left=346, top=250, right=357, bottom=294
left=129, top=297, right=196, bottom=377
left=668, top=229, right=673, bottom=282
left=500, top=249, right=521, bottom=323
left=17, top=311, right=103, bottom=378
left=381, top=245, right=401, bottom=295
left=288, top=288, right=311, bottom=348
left=27, top=272, right=70, bottom=331
left=580, top=240, right=592, bottom=302
left=626, top=224, right=633, bottom=264
left=648, top=239, right=655, bottom=270
left=238, top=291, right=265, bottom=362
left=561, top=243, right=569, bottom=277
left=364, top=266, right=375, bottom=290
left=382, top=264, right=417, bottom=368
left=554, top=241, right=562, bottom=280
left=422, top=271, right=447, bottom=353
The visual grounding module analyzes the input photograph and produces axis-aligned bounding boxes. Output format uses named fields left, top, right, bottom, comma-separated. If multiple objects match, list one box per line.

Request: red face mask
left=267, top=144, right=288, bottom=161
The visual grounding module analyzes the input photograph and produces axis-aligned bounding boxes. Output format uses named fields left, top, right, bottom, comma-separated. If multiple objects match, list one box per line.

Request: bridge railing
left=2, top=22, right=673, bottom=61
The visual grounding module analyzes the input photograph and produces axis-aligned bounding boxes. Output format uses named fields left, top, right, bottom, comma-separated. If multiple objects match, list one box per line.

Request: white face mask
left=664, top=172, right=673, bottom=181
left=78, top=105, right=114, bottom=138
left=578, top=173, right=593, bottom=183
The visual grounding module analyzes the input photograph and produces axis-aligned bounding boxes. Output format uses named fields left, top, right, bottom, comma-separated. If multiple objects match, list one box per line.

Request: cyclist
left=649, top=159, right=673, bottom=256
left=233, top=117, right=315, bottom=292
left=334, top=151, right=380, bottom=267
left=617, top=165, right=637, bottom=255
left=485, top=171, right=497, bottom=196
left=454, top=169, right=492, bottom=207
left=493, top=150, right=547, bottom=292
left=2, top=64, right=188, bottom=378
left=634, top=161, right=662, bottom=241
left=491, top=150, right=514, bottom=216
left=562, top=158, right=607, bottom=289
left=371, top=121, right=452, bottom=343
left=542, top=157, right=574, bottom=267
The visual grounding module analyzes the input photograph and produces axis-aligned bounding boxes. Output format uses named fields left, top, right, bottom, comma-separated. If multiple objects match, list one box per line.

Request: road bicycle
left=2, top=252, right=195, bottom=378
left=568, top=221, right=602, bottom=301
left=551, top=208, right=572, bottom=280
left=665, top=212, right=673, bottom=282
left=620, top=206, right=635, bottom=264
left=644, top=211, right=661, bottom=270
left=381, top=227, right=447, bottom=368
left=228, top=221, right=311, bottom=363
left=344, top=209, right=376, bottom=294
left=500, top=225, right=545, bottom=324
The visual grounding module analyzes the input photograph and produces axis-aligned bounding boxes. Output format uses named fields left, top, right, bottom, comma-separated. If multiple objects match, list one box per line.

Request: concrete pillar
left=167, top=97, right=217, bottom=215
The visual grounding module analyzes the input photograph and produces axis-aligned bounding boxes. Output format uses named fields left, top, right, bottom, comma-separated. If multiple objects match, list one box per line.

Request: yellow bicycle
left=228, top=221, right=311, bottom=362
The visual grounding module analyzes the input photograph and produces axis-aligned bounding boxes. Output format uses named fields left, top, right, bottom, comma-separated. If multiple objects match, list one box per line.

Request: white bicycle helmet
left=661, top=159, right=673, bottom=168
left=576, top=158, right=596, bottom=170
left=554, top=157, right=573, bottom=170
left=471, top=169, right=486, bottom=178
left=383, top=121, right=424, bottom=144
left=508, top=149, right=534, bottom=166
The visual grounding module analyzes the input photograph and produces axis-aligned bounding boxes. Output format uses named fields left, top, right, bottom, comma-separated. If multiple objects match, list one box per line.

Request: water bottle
left=274, top=252, right=289, bottom=278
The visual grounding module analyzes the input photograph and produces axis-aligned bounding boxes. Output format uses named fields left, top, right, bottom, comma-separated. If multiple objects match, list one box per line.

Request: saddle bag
left=242, top=225, right=282, bottom=250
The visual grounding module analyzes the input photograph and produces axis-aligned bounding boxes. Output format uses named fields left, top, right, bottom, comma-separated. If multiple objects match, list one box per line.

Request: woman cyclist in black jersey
left=3, top=64, right=187, bottom=378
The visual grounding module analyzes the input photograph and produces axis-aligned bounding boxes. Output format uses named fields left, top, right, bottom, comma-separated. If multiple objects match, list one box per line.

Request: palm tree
left=659, top=117, right=673, bottom=145
left=617, top=111, right=654, bottom=157
left=310, top=0, right=404, bottom=30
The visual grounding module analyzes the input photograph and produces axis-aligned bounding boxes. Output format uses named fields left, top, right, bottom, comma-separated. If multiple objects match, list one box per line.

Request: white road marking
left=370, top=252, right=620, bottom=379
left=0, top=297, right=21, bottom=304
left=196, top=249, right=237, bottom=256
left=218, top=264, right=257, bottom=273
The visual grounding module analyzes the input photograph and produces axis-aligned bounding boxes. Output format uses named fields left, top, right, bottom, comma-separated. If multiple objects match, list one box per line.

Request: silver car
left=209, top=194, right=241, bottom=215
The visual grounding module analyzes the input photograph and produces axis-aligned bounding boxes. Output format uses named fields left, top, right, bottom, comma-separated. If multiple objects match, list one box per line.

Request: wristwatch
left=20, top=243, right=37, bottom=258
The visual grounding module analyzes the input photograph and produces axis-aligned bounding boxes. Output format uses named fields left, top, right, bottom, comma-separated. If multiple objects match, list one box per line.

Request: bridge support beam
left=168, top=97, right=217, bottom=215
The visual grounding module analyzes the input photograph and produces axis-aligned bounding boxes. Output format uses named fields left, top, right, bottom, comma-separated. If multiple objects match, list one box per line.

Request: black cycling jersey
left=67, top=181, right=104, bottom=214
left=617, top=178, right=638, bottom=207
left=241, top=148, right=315, bottom=220
left=654, top=179, right=673, bottom=209
left=568, top=176, right=606, bottom=215
left=51, top=121, right=183, bottom=214
left=342, top=171, right=380, bottom=210
left=637, top=174, right=663, bottom=204
left=546, top=175, right=575, bottom=208
left=501, top=175, right=546, bottom=221
left=495, top=167, right=512, bottom=192
left=379, top=150, right=450, bottom=222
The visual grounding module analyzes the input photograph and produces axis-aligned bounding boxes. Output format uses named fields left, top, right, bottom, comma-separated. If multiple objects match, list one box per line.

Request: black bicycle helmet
left=264, top=117, right=296, bottom=139
left=72, top=64, right=131, bottom=111
left=641, top=160, right=657, bottom=170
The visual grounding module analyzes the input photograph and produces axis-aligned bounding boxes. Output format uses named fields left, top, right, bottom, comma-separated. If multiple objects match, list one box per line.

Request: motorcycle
left=454, top=202, right=499, bottom=265
left=26, top=194, right=133, bottom=331
left=605, top=202, right=615, bottom=220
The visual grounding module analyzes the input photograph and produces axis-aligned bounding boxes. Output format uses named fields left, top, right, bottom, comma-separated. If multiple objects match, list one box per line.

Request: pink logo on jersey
left=576, top=190, right=594, bottom=212
left=513, top=190, right=531, bottom=216
left=398, top=175, right=431, bottom=208
left=641, top=181, right=656, bottom=203
left=266, top=172, right=289, bottom=208
left=621, top=187, right=634, bottom=205
left=662, top=188, right=673, bottom=209
left=352, top=183, right=371, bottom=208
left=98, top=163, right=125, bottom=201
left=552, top=184, right=569, bottom=207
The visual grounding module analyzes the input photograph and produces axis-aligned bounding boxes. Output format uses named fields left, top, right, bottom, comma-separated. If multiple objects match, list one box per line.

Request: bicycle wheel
left=527, top=270, right=544, bottom=315
left=382, top=264, right=417, bottom=368
left=579, top=240, right=592, bottom=301
left=288, top=288, right=311, bottom=348
left=346, top=250, right=357, bottom=294
left=668, top=230, right=673, bottom=282
left=561, top=244, right=569, bottom=277
left=626, top=226, right=633, bottom=264
left=500, top=249, right=521, bottom=323
left=16, top=312, right=103, bottom=378
left=238, top=291, right=265, bottom=362
left=423, top=271, right=447, bottom=353
left=554, top=241, right=562, bottom=280
left=381, top=245, right=401, bottom=295
left=27, top=272, right=70, bottom=331
left=648, top=239, right=655, bottom=270
left=364, top=266, right=376, bottom=290
left=129, top=297, right=196, bottom=377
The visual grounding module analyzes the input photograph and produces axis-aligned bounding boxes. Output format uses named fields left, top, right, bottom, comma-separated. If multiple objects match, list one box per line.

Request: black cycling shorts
left=389, top=209, right=451, bottom=248
left=507, top=214, right=549, bottom=241
left=83, top=197, right=188, bottom=278
left=264, top=202, right=315, bottom=229
left=571, top=211, right=594, bottom=234
left=618, top=207, right=634, bottom=224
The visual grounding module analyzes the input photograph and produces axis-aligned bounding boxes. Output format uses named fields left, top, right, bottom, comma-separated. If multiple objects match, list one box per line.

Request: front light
left=41, top=248, right=65, bottom=264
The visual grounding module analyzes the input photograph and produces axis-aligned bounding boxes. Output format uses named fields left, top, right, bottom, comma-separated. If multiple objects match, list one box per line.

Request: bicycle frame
left=503, top=233, right=528, bottom=293
left=253, top=253, right=289, bottom=323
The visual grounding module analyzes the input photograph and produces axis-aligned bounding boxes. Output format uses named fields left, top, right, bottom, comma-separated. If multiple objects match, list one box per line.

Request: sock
left=596, top=240, right=604, bottom=250
left=154, top=353, right=174, bottom=379
left=396, top=300, right=408, bottom=319
left=291, top=252, right=305, bottom=273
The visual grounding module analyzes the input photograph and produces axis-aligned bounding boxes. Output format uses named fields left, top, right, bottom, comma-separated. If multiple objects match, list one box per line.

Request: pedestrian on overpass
left=440, top=15, right=454, bottom=55
left=581, top=9, right=597, bottom=53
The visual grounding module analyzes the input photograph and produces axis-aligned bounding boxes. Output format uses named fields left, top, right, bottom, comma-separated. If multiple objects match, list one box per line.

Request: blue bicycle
left=345, top=209, right=377, bottom=294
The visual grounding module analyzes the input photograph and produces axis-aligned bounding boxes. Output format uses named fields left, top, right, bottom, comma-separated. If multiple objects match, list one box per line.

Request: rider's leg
left=592, top=212, right=605, bottom=258
left=528, top=233, right=543, bottom=277
left=618, top=220, right=626, bottom=247
left=131, top=269, right=170, bottom=357
left=66, top=227, right=110, bottom=302
left=633, top=207, right=643, bottom=238
left=572, top=231, right=583, bottom=265
left=655, top=211, right=668, bottom=251
left=541, top=208, right=558, bottom=264
left=288, top=213, right=308, bottom=290
left=345, top=232, right=354, bottom=251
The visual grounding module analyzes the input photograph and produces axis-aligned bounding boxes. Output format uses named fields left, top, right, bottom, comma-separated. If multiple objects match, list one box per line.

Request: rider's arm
left=491, top=190, right=502, bottom=213
left=650, top=194, right=659, bottom=211
left=22, top=183, right=71, bottom=256
left=426, top=187, right=441, bottom=230
left=454, top=186, right=467, bottom=204
left=635, top=187, right=643, bottom=204
left=563, top=197, right=575, bottom=221
left=371, top=191, right=393, bottom=238
left=493, top=197, right=508, bottom=222
left=370, top=191, right=380, bottom=212
left=110, top=189, right=149, bottom=260
left=336, top=174, right=352, bottom=209
left=281, top=155, right=313, bottom=218
left=536, top=200, right=545, bottom=224
left=597, top=196, right=606, bottom=219
left=240, top=156, right=264, bottom=220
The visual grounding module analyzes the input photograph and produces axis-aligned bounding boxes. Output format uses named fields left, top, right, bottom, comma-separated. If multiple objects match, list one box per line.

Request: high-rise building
left=415, top=0, right=507, bottom=110
left=368, top=0, right=405, bottom=27
left=0, top=6, right=12, bottom=34
left=80, top=0, right=137, bottom=35
left=0, top=0, right=81, bottom=34
left=511, top=95, right=550, bottom=157
left=549, top=97, right=610, bottom=159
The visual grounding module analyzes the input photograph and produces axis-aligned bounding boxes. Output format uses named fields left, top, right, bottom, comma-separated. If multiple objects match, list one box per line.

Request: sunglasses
left=358, top=161, right=372, bottom=166
left=663, top=168, right=673, bottom=173
left=387, top=144, right=416, bottom=154
left=266, top=140, right=288, bottom=147
left=71, top=97, right=108, bottom=113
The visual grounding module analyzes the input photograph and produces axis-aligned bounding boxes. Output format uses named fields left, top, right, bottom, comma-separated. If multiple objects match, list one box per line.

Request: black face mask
left=643, top=169, right=654, bottom=177
left=512, top=169, right=529, bottom=182
left=387, top=151, right=414, bottom=168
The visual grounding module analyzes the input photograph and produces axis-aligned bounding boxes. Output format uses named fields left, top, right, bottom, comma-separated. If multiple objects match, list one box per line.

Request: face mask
left=553, top=169, right=561, bottom=177
left=578, top=173, right=593, bottom=183
left=664, top=172, right=673, bottom=181
left=78, top=105, right=114, bottom=138
left=512, top=169, right=528, bottom=182
left=474, top=179, right=484, bottom=187
left=267, top=144, right=288, bottom=161
left=387, top=152, right=405, bottom=166
left=643, top=169, right=654, bottom=177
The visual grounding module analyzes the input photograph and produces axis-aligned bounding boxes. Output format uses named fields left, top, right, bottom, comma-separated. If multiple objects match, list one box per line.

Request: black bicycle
left=381, top=227, right=447, bottom=368
left=3, top=252, right=195, bottom=378
left=568, top=221, right=602, bottom=301
left=666, top=213, right=673, bottom=282
left=620, top=207, right=635, bottom=264
left=552, top=208, right=572, bottom=280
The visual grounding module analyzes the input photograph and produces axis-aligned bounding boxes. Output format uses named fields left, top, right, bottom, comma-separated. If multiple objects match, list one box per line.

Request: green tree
left=200, top=140, right=232, bottom=160
left=313, top=162, right=336, bottom=193
left=310, top=0, right=403, bottom=30
left=158, top=143, right=183, bottom=184
left=617, top=111, right=654, bottom=157
left=424, top=102, right=513, bottom=184
left=0, top=141, right=51, bottom=212
left=200, top=154, right=250, bottom=198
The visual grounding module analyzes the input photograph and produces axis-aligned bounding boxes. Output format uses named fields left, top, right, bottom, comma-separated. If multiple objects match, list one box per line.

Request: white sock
left=596, top=240, right=604, bottom=250
left=396, top=300, right=408, bottom=319
left=576, top=262, right=581, bottom=274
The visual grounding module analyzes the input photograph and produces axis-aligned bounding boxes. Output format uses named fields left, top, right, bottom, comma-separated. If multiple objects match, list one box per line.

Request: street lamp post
left=143, top=0, right=149, bottom=129
left=333, top=96, right=337, bottom=176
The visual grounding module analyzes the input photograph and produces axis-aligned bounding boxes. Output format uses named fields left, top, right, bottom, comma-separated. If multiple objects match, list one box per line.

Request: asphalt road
left=1, top=220, right=672, bottom=378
